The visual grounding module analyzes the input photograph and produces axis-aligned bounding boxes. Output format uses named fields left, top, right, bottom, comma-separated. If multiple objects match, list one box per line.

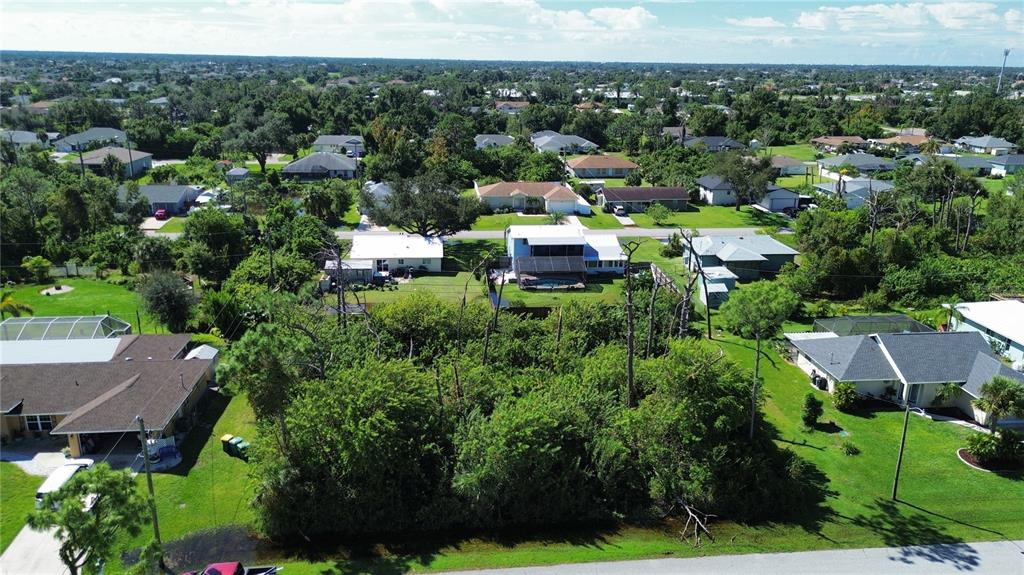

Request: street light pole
left=891, top=402, right=911, bottom=500
left=136, top=416, right=163, bottom=555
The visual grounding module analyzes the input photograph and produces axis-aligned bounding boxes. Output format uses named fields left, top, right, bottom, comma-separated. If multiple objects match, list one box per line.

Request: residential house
left=596, top=187, right=687, bottom=212
left=81, top=147, right=153, bottom=178
left=225, top=167, right=249, bottom=184
left=662, top=126, right=687, bottom=144
left=769, top=155, right=807, bottom=176
left=360, top=181, right=394, bottom=214
left=787, top=331, right=1024, bottom=425
left=474, top=134, right=515, bottom=150
left=817, top=153, right=895, bottom=180
left=475, top=181, right=589, bottom=215
left=52, top=127, right=127, bottom=152
left=682, top=136, right=745, bottom=152
left=1, top=129, right=47, bottom=148
left=696, top=175, right=736, bottom=206
left=575, top=101, right=602, bottom=112
left=565, top=155, right=639, bottom=179
left=312, top=134, right=365, bottom=157
left=954, top=135, right=1017, bottom=156
left=348, top=233, right=443, bottom=275
left=948, top=300, right=1024, bottom=367
left=756, top=185, right=800, bottom=213
left=147, top=96, right=170, bottom=108
left=118, top=184, right=203, bottom=216
left=868, top=134, right=931, bottom=154
left=901, top=154, right=994, bottom=175
left=530, top=131, right=599, bottom=154
left=495, top=101, right=529, bottom=114
left=685, top=234, right=798, bottom=306
left=505, top=225, right=626, bottom=286
left=282, top=152, right=357, bottom=181
left=812, top=314, right=934, bottom=337
left=989, top=154, right=1024, bottom=177
left=811, top=135, right=868, bottom=152
left=814, top=178, right=894, bottom=210
left=0, top=317, right=216, bottom=458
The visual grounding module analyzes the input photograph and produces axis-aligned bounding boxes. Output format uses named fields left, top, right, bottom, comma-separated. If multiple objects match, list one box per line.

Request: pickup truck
left=181, top=562, right=281, bottom=575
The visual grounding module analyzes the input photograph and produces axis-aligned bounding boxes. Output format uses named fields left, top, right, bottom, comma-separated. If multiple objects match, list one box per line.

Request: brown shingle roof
left=113, top=334, right=191, bottom=361
left=2, top=359, right=210, bottom=434
left=811, top=136, right=866, bottom=146
left=495, top=101, right=529, bottom=109
left=477, top=181, right=577, bottom=201
left=871, top=135, right=930, bottom=146
left=566, top=155, right=639, bottom=169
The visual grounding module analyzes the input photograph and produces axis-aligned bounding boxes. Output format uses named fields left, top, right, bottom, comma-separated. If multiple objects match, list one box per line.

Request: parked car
left=36, top=459, right=93, bottom=508
left=613, top=205, right=627, bottom=216
left=181, top=562, right=281, bottom=575
left=154, top=208, right=168, bottom=220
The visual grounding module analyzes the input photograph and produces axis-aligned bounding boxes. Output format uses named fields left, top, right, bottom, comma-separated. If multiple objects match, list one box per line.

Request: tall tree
left=361, top=173, right=481, bottom=236
left=713, top=151, right=774, bottom=211
left=974, top=376, right=1024, bottom=431
left=27, top=463, right=148, bottom=575
left=719, top=281, right=800, bottom=439
left=138, top=269, right=196, bottom=333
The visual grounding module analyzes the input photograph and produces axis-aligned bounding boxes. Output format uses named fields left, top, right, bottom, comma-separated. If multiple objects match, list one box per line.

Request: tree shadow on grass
left=847, top=498, right=981, bottom=571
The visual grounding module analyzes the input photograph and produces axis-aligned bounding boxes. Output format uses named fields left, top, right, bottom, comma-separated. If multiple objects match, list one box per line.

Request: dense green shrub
left=802, top=393, right=824, bottom=429
left=832, top=383, right=859, bottom=413
left=966, top=430, right=1024, bottom=468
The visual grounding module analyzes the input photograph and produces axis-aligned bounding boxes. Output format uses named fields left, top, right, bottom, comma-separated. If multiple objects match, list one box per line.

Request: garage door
left=770, top=198, right=792, bottom=211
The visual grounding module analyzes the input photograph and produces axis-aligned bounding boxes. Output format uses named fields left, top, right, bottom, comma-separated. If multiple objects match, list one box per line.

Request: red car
left=154, top=208, right=169, bottom=220
left=181, top=562, right=280, bottom=575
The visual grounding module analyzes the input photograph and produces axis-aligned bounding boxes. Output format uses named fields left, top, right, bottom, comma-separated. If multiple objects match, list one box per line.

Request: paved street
left=334, top=227, right=762, bottom=241
left=437, top=540, right=1024, bottom=575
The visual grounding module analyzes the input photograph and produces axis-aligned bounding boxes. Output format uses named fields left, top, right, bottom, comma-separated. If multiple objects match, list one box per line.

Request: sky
left=1, top=0, right=1021, bottom=67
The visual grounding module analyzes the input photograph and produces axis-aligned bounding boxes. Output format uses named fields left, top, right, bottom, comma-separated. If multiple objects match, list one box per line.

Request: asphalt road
left=334, top=227, right=762, bottom=240
left=436, top=540, right=1024, bottom=575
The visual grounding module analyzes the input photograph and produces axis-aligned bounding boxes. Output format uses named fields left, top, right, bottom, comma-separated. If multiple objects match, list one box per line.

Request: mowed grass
left=356, top=272, right=488, bottom=306
left=500, top=277, right=624, bottom=308
left=472, top=213, right=556, bottom=230
left=629, top=205, right=788, bottom=229
left=0, top=462, right=44, bottom=553
left=576, top=211, right=623, bottom=229
left=155, top=216, right=187, bottom=234
left=8, top=278, right=162, bottom=332
left=763, top=143, right=820, bottom=162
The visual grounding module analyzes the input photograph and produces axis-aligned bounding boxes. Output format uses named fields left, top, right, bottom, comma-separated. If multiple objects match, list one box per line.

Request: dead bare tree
left=680, top=230, right=713, bottom=339
left=644, top=273, right=661, bottom=359
left=676, top=499, right=717, bottom=547
left=481, top=271, right=506, bottom=366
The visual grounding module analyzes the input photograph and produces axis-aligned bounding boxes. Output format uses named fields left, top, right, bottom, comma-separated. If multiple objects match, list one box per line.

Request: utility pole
left=891, top=402, right=911, bottom=500
left=336, top=257, right=347, bottom=329
left=136, top=416, right=163, bottom=563
left=622, top=240, right=643, bottom=408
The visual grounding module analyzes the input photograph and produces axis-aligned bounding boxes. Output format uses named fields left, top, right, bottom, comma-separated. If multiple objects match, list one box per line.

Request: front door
left=376, top=259, right=389, bottom=273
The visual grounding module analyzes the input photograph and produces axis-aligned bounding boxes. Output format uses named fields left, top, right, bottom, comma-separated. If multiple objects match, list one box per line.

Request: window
left=422, top=259, right=431, bottom=265
left=26, top=415, right=53, bottom=432
left=397, top=259, right=405, bottom=265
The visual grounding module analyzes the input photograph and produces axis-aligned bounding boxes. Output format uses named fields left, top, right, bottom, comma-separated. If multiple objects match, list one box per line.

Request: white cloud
left=793, top=2, right=1006, bottom=32
left=725, top=16, right=785, bottom=28
left=1004, top=8, right=1022, bottom=30
left=925, top=2, right=998, bottom=29
left=588, top=7, right=657, bottom=30
left=794, top=11, right=829, bottom=30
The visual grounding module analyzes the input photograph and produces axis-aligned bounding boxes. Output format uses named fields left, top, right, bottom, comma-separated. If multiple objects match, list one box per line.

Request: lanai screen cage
left=812, top=314, right=933, bottom=337
left=0, top=315, right=132, bottom=341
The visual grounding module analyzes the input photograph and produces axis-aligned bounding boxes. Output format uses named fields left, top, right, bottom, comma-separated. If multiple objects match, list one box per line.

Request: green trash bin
left=235, top=439, right=250, bottom=460
left=228, top=436, right=244, bottom=457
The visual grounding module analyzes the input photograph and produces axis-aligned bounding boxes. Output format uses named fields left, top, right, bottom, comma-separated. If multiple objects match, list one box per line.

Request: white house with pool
left=504, top=225, right=625, bottom=289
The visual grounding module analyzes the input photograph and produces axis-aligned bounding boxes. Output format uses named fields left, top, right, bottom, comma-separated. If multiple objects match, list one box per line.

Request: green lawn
left=1, top=462, right=44, bottom=553
left=472, top=213, right=556, bottom=231
left=8, top=278, right=162, bottom=332
left=978, top=177, right=1008, bottom=196
left=155, top=216, right=187, bottom=234
left=629, top=205, right=789, bottom=230
left=354, top=272, right=488, bottom=306
left=576, top=211, right=624, bottom=229
left=500, top=277, right=625, bottom=308
left=763, top=143, right=820, bottom=162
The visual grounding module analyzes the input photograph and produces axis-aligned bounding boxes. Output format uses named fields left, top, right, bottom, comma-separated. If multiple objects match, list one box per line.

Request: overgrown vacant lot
left=1, top=463, right=44, bottom=553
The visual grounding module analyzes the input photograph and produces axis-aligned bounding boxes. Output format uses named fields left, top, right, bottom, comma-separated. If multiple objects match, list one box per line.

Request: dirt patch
left=39, top=285, right=74, bottom=296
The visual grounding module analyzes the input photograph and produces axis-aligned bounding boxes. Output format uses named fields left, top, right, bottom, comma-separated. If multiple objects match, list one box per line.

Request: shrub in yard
left=966, top=429, right=1024, bottom=468
left=659, top=233, right=684, bottom=257
left=645, top=202, right=671, bottom=225
left=841, top=441, right=860, bottom=456
left=21, top=255, right=52, bottom=284
left=802, top=393, right=824, bottom=429
left=832, top=382, right=859, bottom=412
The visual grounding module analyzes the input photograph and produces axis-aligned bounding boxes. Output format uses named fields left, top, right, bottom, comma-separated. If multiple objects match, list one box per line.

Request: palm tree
left=0, top=290, right=33, bottom=320
left=973, top=375, right=1024, bottom=430
left=546, top=211, right=567, bottom=225
left=919, top=138, right=940, bottom=156
left=932, top=382, right=963, bottom=406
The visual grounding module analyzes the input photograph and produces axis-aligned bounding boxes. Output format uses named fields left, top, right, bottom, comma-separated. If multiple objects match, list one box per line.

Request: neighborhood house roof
left=477, top=181, right=577, bottom=202
left=475, top=134, right=514, bottom=147
left=871, top=135, right=930, bottom=146
left=956, top=135, right=1016, bottom=149
left=1, top=130, right=42, bottom=145
left=692, top=235, right=799, bottom=259
left=118, top=184, right=200, bottom=204
left=876, top=332, right=1003, bottom=384
left=349, top=233, right=444, bottom=260
left=495, top=100, right=529, bottom=109
left=1, top=333, right=191, bottom=366
left=53, top=127, right=126, bottom=148
left=953, top=300, right=1024, bottom=345
left=313, top=134, right=363, bottom=148
left=791, top=335, right=898, bottom=382
left=990, top=154, right=1024, bottom=167
left=813, top=314, right=933, bottom=337
left=515, top=256, right=586, bottom=274
left=818, top=153, right=895, bottom=171
left=696, top=175, right=731, bottom=191
left=226, top=167, right=249, bottom=176
left=531, top=132, right=598, bottom=152
left=814, top=178, right=894, bottom=199
left=283, top=152, right=357, bottom=174
left=811, top=135, right=867, bottom=147
left=599, top=187, right=687, bottom=203
left=81, top=146, right=152, bottom=165
left=566, top=155, right=639, bottom=169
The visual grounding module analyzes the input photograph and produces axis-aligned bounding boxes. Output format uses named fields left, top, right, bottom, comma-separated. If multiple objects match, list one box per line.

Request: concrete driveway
left=0, top=527, right=68, bottom=575
left=139, top=216, right=169, bottom=231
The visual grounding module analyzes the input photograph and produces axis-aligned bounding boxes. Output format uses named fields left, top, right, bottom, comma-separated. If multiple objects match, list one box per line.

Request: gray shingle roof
left=991, top=154, right=1024, bottom=167
left=53, top=127, right=126, bottom=147
left=793, top=335, right=898, bottom=381
left=956, top=135, right=1017, bottom=149
left=1, top=130, right=42, bottom=145
left=818, top=153, right=895, bottom=171
left=963, top=352, right=1024, bottom=397
left=692, top=234, right=799, bottom=258
left=313, top=134, right=364, bottom=147
left=283, top=152, right=357, bottom=174
left=876, top=332, right=996, bottom=384
left=118, top=184, right=196, bottom=204
left=696, top=175, right=730, bottom=191
left=475, top=134, right=514, bottom=147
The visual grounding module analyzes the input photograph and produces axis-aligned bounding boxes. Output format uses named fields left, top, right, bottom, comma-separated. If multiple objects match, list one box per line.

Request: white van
left=35, top=459, right=93, bottom=508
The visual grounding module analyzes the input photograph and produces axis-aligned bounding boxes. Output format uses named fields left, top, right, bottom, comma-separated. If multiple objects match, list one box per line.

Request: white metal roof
left=583, top=233, right=625, bottom=260
left=954, top=300, right=1024, bottom=345
left=701, top=266, right=739, bottom=281
left=0, top=339, right=121, bottom=365
left=506, top=225, right=585, bottom=240
left=349, top=233, right=444, bottom=260
left=184, top=344, right=220, bottom=360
